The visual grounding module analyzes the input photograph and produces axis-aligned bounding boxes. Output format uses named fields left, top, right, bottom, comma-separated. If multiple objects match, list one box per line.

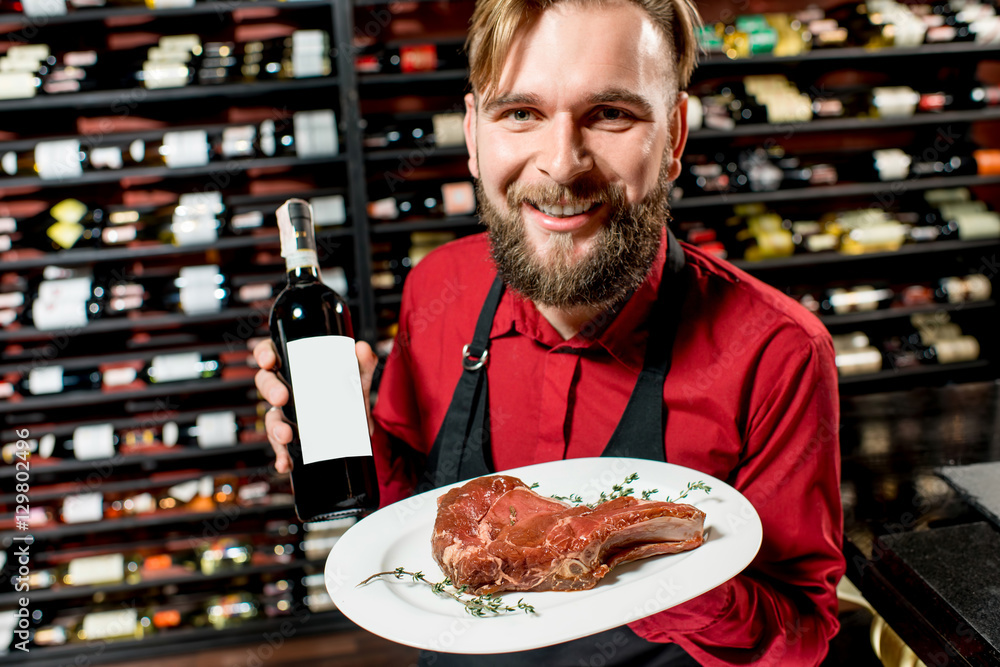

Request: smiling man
left=254, top=0, right=845, bottom=664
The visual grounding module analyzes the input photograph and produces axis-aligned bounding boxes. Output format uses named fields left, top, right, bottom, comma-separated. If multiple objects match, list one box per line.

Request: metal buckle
left=462, top=344, right=489, bottom=371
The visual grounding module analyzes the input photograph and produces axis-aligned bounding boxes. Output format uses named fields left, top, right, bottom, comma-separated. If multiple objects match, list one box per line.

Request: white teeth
left=536, top=201, right=594, bottom=217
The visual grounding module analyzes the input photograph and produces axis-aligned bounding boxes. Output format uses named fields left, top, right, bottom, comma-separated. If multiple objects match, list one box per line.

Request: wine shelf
left=0, top=557, right=327, bottom=607
left=0, top=377, right=256, bottom=414
left=0, top=341, right=238, bottom=373
left=0, top=0, right=332, bottom=28
left=0, top=464, right=261, bottom=504
left=0, top=307, right=262, bottom=344
left=840, top=359, right=990, bottom=393
left=0, top=226, right=353, bottom=272
left=818, top=300, right=997, bottom=328
left=364, top=144, right=469, bottom=161
left=0, top=403, right=258, bottom=440
left=0, top=441, right=272, bottom=481
left=688, top=106, right=1000, bottom=141
left=0, top=501, right=295, bottom=543
left=0, top=78, right=339, bottom=114
left=358, top=68, right=468, bottom=85
left=9, top=610, right=351, bottom=667
left=697, top=41, right=1000, bottom=68
left=370, top=214, right=479, bottom=234
left=671, top=174, right=1000, bottom=209
left=731, top=238, right=1000, bottom=272
left=0, top=121, right=267, bottom=153
left=4, top=1, right=1000, bottom=662
left=0, top=154, right=346, bottom=190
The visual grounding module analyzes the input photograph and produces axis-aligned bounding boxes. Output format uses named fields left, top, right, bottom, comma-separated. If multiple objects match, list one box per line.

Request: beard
left=478, top=160, right=671, bottom=311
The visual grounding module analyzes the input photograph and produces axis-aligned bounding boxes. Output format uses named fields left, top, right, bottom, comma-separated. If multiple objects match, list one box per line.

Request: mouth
left=528, top=200, right=601, bottom=218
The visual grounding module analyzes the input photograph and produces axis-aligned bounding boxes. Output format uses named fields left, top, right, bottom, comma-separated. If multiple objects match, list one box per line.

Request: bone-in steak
left=431, top=475, right=706, bottom=595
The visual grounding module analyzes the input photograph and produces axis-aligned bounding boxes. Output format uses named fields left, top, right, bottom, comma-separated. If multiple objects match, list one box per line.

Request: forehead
left=493, top=0, right=672, bottom=104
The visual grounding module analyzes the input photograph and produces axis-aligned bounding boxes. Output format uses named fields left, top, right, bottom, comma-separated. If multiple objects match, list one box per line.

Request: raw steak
left=431, top=475, right=706, bottom=595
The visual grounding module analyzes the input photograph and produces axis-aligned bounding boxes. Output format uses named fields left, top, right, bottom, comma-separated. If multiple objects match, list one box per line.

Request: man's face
left=464, top=0, right=689, bottom=309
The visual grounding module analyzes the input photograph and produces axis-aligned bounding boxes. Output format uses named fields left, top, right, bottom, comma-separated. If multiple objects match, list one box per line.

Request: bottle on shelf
left=0, top=365, right=102, bottom=400
left=353, top=42, right=465, bottom=74
left=19, top=268, right=145, bottom=331
left=268, top=199, right=380, bottom=522
left=832, top=331, right=884, bottom=376
left=883, top=313, right=982, bottom=368
left=3, top=199, right=105, bottom=253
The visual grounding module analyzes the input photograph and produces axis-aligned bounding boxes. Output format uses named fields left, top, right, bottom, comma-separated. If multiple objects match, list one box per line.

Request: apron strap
left=425, top=275, right=505, bottom=487
left=601, top=230, right=687, bottom=460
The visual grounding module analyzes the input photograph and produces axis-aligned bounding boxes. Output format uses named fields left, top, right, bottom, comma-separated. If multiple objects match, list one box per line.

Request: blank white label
left=62, top=492, right=103, bottom=524
left=90, top=146, right=123, bottom=170
left=73, top=423, right=116, bottom=461
left=169, top=480, right=199, bottom=504
left=38, top=276, right=92, bottom=303
left=162, top=130, right=209, bottom=168
left=28, top=366, right=64, bottom=395
left=0, top=72, right=37, bottom=100
left=21, top=0, right=67, bottom=17
left=311, top=195, right=346, bottom=226
left=150, top=352, right=201, bottom=382
left=35, top=139, right=83, bottom=180
left=68, top=553, right=124, bottom=586
left=171, top=213, right=218, bottom=246
left=293, top=110, right=338, bottom=158
left=179, top=265, right=222, bottom=314
left=178, top=190, right=224, bottom=214
left=82, top=609, right=137, bottom=640
left=286, top=335, right=372, bottom=464
left=196, top=411, right=237, bottom=449
left=32, top=299, right=88, bottom=330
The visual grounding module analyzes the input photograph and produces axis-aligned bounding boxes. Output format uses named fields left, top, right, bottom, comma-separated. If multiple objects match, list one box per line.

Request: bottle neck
left=287, top=263, right=321, bottom=285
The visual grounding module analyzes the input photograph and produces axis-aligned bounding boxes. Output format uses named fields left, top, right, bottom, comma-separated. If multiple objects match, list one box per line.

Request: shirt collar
left=489, top=226, right=673, bottom=373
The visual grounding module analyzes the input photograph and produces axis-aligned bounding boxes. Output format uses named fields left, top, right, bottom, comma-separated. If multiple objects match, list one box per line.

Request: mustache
left=505, top=178, right=626, bottom=211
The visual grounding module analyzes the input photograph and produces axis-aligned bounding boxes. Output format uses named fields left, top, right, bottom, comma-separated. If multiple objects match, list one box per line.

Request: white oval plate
left=325, top=457, right=762, bottom=654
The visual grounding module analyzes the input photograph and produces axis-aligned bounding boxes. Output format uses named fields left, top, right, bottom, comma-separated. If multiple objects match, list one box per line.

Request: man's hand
left=253, top=339, right=379, bottom=473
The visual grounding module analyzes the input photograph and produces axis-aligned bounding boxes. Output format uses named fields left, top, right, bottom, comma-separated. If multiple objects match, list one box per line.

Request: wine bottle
left=143, top=264, right=231, bottom=315
left=143, top=351, right=222, bottom=384
left=268, top=199, right=379, bottom=522
left=21, top=271, right=144, bottom=330
left=161, top=410, right=239, bottom=449
left=7, top=199, right=105, bottom=252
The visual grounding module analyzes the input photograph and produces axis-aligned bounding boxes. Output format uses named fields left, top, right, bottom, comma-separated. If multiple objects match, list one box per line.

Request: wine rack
left=0, top=0, right=370, bottom=661
left=2, top=0, right=1000, bottom=663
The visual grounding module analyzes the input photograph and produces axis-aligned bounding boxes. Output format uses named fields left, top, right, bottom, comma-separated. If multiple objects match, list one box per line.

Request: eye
left=596, top=108, right=630, bottom=121
left=510, top=109, right=533, bottom=121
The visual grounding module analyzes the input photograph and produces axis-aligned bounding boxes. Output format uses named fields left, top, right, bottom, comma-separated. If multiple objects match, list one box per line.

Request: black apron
left=419, top=230, right=699, bottom=667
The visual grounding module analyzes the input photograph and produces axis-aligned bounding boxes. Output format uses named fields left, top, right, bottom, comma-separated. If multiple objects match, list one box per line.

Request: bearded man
left=255, top=0, right=845, bottom=664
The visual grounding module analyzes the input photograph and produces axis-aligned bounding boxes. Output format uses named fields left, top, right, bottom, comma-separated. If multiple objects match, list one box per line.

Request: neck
left=287, top=265, right=320, bottom=285
left=535, top=302, right=605, bottom=340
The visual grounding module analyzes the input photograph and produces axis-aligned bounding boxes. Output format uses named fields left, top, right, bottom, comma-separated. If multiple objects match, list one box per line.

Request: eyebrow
left=481, top=93, right=542, bottom=115
left=481, top=89, right=655, bottom=117
left=588, top=89, right=655, bottom=116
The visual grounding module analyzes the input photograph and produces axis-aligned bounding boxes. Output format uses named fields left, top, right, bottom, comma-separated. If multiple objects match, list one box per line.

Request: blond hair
left=466, top=0, right=701, bottom=103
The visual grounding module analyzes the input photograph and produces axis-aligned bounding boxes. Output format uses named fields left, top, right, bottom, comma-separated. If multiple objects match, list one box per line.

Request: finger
left=356, top=341, right=378, bottom=436
left=253, top=339, right=279, bottom=371
left=265, top=407, right=294, bottom=473
left=254, top=369, right=289, bottom=408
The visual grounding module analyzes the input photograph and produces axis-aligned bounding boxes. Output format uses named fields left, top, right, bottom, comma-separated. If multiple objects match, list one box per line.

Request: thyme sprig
left=662, top=480, right=713, bottom=503
left=546, top=473, right=711, bottom=507
left=358, top=567, right=536, bottom=617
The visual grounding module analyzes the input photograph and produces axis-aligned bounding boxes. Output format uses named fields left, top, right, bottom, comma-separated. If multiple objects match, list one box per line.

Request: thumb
left=356, top=341, right=378, bottom=436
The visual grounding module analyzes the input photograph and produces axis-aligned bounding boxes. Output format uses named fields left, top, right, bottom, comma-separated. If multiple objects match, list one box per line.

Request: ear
left=463, top=92, right=480, bottom=179
left=666, top=91, right=689, bottom=183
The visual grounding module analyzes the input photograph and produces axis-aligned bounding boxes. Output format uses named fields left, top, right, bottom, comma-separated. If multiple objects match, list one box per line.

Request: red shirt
left=372, top=228, right=844, bottom=666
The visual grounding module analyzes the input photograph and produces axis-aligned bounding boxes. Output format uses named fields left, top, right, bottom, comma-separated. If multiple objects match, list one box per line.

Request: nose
left=535, top=113, right=593, bottom=184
